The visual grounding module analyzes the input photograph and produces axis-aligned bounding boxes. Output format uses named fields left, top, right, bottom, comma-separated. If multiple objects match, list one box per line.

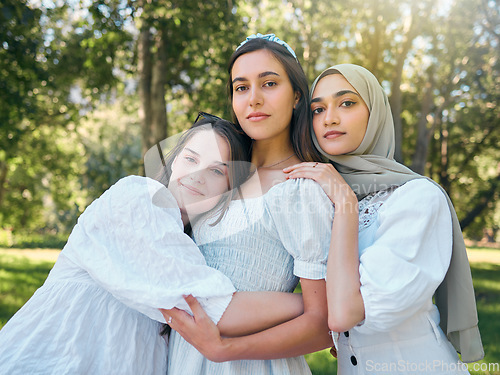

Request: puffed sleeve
left=264, top=178, right=334, bottom=280
left=62, top=175, right=235, bottom=324
left=357, top=179, right=453, bottom=333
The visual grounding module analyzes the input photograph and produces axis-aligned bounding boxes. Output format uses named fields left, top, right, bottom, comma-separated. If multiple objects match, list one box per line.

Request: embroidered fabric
left=358, top=186, right=398, bottom=231
left=236, top=33, right=298, bottom=60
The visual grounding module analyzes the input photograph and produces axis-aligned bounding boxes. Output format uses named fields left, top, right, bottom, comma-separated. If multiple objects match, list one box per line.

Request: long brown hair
left=227, top=38, right=322, bottom=162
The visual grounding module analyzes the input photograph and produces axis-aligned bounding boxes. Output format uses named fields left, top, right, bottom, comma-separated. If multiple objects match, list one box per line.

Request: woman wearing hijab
left=284, top=64, right=484, bottom=374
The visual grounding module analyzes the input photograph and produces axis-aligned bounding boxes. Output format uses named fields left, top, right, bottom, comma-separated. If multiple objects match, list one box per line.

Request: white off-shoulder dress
left=167, top=178, right=334, bottom=375
left=335, top=178, right=470, bottom=374
left=0, top=176, right=235, bottom=375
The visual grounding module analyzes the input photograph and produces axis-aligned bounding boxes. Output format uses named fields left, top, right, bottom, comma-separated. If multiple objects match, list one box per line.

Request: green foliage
left=306, top=348, right=337, bottom=375
left=0, top=0, right=498, bottom=240
left=0, top=229, right=68, bottom=249
left=0, top=124, right=84, bottom=230
left=135, top=0, right=246, bottom=121
left=77, top=98, right=142, bottom=205
left=0, top=0, right=44, bottom=129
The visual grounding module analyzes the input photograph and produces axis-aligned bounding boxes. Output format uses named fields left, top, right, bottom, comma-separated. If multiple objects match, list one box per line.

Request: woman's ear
left=294, top=92, right=301, bottom=109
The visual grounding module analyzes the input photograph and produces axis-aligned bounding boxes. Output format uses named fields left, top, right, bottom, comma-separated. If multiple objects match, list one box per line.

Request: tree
left=1, top=0, right=498, bottom=241
left=0, top=0, right=45, bottom=211
left=133, top=0, right=244, bottom=159
left=0, top=0, right=84, bottom=230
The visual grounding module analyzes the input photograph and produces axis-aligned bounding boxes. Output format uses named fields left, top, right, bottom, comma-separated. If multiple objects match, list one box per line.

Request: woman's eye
left=184, top=156, right=196, bottom=163
left=234, top=85, right=247, bottom=92
left=264, top=81, right=277, bottom=87
left=341, top=100, right=356, bottom=107
left=312, top=107, right=324, bottom=115
left=211, top=168, right=225, bottom=176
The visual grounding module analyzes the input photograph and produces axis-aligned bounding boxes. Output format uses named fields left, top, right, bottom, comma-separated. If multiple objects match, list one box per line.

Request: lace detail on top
left=358, top=186, right=398, bottom=231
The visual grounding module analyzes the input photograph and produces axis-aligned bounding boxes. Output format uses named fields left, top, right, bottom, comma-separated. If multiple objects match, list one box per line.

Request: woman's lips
left=324, top=130, right=345, bottom=139
left=179, top=182, right=204, bottom=196
left=247, top=112, right=270, bottom=122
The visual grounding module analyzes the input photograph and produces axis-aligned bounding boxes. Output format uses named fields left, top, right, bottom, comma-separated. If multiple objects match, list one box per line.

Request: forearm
left=326, top=201, right=365, bottom=332
left=217, top=291, right=304, bottom=337
left=211, top=279, right=331, bottom=362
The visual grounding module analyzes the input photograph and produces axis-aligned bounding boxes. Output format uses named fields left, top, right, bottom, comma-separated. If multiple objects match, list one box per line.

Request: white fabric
left=0, top=176, right=235, bottom=375
left=337, top=179, right=469, bottom=374
left=168, top=178, right=334, bottom=375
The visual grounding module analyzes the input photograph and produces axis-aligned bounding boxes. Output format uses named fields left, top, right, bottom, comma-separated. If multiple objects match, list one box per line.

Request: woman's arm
left=161, top=278, right=331, bottom=362
left=285, top=162, right=365, bottom=332
left=216, top=291, right=304, bottom=337
left=325, top=196, right=364, bottom=331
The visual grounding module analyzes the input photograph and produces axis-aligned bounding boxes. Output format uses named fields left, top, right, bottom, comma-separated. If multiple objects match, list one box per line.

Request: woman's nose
left=324, top=107, right=339, bottom=126
left=249, top=87, right=263, bottom=107
left=189, top=169, right=206, bottom=184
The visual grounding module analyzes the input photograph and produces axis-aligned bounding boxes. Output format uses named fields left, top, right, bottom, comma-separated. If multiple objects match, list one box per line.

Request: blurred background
left=0, top=0, right=498, bottom=246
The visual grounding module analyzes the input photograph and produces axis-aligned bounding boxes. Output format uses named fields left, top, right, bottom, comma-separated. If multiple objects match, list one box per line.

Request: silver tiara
left=236, top=33, right=298, bottom=60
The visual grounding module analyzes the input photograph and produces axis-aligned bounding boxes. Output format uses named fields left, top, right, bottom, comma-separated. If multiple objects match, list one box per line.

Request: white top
left=167, top=178, right=334, bottom=375
left=0, top=176, right=235, bottom=375
left=335, top=179, right=470, bottom=374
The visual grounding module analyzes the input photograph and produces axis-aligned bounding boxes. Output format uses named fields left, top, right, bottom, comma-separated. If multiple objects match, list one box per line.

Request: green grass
left=0, top=252, right=54, bottom=327
left=0, top=248, right=499, bottom=374
left=469, top=262, right=500, bottom=375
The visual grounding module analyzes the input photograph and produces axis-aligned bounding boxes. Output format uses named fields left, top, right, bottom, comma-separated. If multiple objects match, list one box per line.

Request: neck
left=251, top=137, right=295, bottom=168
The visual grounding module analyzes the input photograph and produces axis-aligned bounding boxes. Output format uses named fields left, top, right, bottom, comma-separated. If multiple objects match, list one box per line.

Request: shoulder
left=87, top=175, right=177, bottom=216
left=389, top=178, right=446, bottom=205
left=264, top=178, right=333, bottom=218
left=266, top=177, right=330, bottom=200
left=106, top=176, right=172, bottom=202
left=110, top=175, right=164, bottom=192
left=380, top=178, right=450, bottom=220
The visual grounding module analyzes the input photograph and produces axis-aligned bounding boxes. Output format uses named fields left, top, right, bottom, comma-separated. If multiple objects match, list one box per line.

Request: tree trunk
left=389, top=72, right=403, bottom=163
left=367, top=0, right=382, bottom=76
left=138, top=24, right=153, bottom=164
left=439, top=120, right=450, bottom=194
left=0, top=160, right=8, bottom=210
left=411, top=68, right=435, bottom=174
left=389, top=4, right=420, bottom=163
left=150, top=26, right=168, bottom=146
left=459, top=173, right=500, bottom=230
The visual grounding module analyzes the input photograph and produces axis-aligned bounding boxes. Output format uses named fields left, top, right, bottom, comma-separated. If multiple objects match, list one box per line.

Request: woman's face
left=168, top=130, right=230, bottom=218
left=311, top=73, right=369, bottom=156
left=231, top=49, right=299, bottom=143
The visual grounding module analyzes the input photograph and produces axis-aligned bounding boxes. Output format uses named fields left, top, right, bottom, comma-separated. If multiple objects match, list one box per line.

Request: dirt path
left=0, top=248, right=61, bottom=262
left=466, top=248, right=500, bottom=265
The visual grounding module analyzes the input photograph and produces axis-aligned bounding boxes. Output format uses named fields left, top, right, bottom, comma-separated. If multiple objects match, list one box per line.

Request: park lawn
left=0, top=247, right=499, bottom=375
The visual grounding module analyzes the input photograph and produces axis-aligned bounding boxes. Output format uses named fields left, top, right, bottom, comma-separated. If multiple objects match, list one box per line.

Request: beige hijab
left=311, top=64, right=484, bottom=362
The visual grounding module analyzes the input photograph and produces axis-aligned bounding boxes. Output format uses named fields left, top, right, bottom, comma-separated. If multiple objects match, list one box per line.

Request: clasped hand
left=160, top=295, right=228, bottom=362
left=283, top=162, right=357, bottom=211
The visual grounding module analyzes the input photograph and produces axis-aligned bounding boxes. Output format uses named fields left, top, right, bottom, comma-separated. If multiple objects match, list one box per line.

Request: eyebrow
left=184, top=147, right=228, bottom=167
left=232, top=71, right=280, bottom=85
left=311, top=89, right=361, bottom=103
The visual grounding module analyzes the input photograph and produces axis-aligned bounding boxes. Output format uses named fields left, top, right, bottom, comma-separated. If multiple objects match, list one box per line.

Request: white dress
left=0, top=176, right=235, bottom=375
left=167, top=178, right=334, bottom=375
left=335, top=179, right=470, bottom=374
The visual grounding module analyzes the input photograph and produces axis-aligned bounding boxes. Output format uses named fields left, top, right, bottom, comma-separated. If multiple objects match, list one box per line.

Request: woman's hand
left=160, top=295, right=228, bottom=362
left=283, top=162, right=357, bottom=210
